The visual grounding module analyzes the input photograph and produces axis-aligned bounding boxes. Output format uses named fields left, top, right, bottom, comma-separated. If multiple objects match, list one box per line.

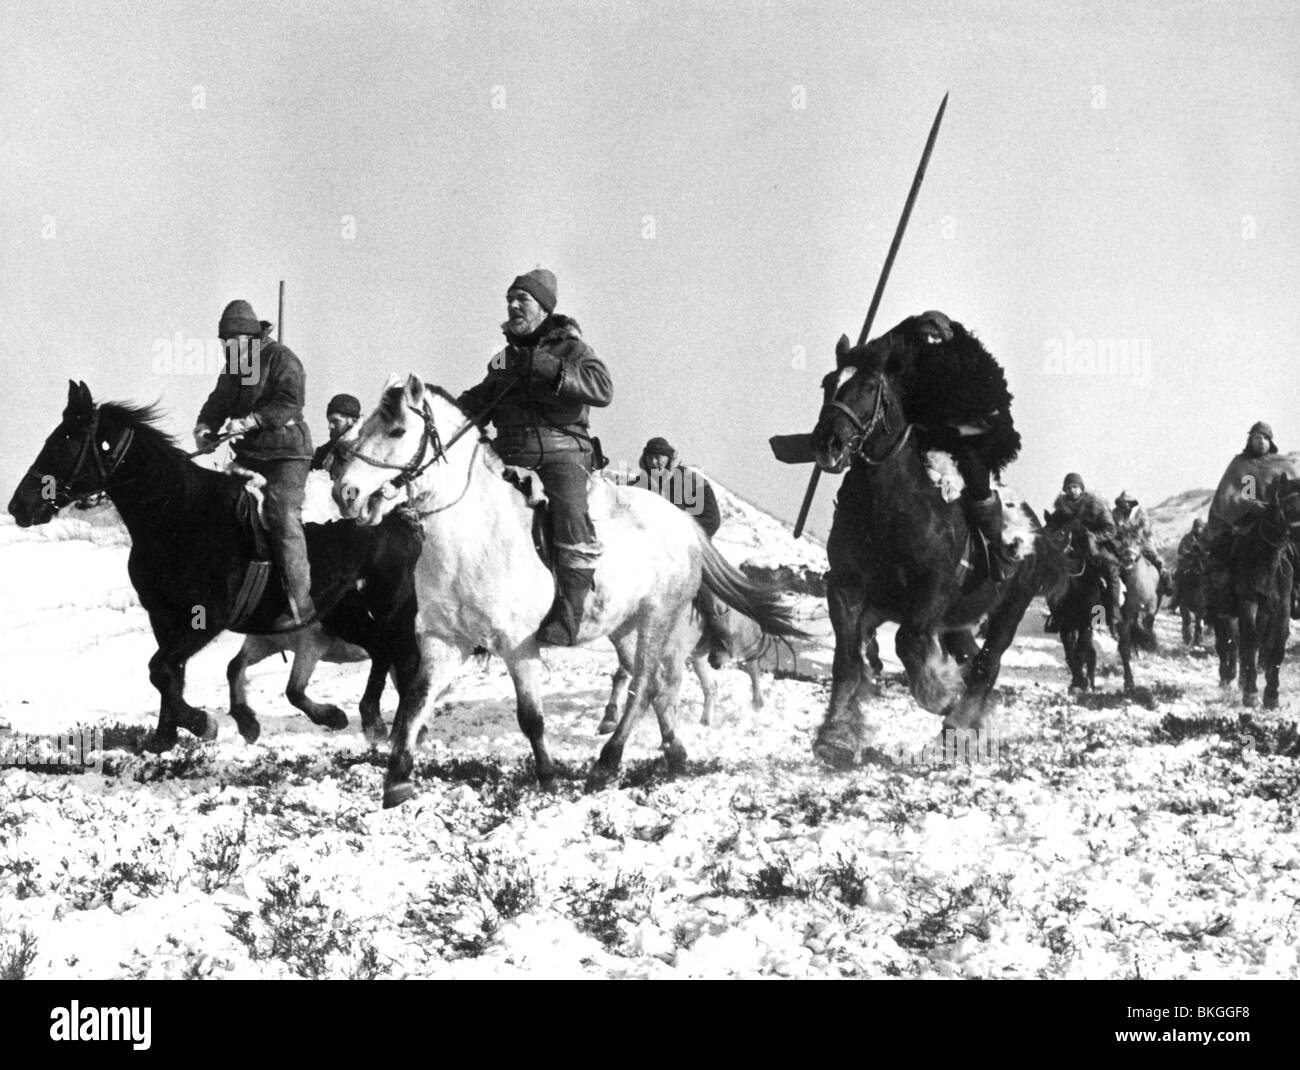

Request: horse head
left=8, top=380, right=138, bottom=527
left=810, top=334, right=909, bottom=472
left=334, top=374, right=466, bottom=527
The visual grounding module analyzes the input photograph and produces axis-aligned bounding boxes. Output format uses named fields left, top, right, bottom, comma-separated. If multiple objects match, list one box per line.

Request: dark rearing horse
left=808, top=334, right=1068, bottom=767
left=6, top=381, right=421, bottom=750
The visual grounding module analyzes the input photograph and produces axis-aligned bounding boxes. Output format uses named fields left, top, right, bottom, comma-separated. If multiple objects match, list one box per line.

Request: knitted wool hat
left=326, top=394, right=362, bottom=419
left=1248, top=420, right=1278, bottom=453
left=218, top=300, right=264, bottom=340
left=1063, top=472, right=1085, bottom=491
left=643, top=436, right=674, bottom=456
left=508, top=269, right=557, bottom=313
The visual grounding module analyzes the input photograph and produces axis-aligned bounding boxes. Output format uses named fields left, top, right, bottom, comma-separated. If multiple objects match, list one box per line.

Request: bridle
left=37, top=406, right=135, bottom=508
left=345, top=396, right=481, bottom=514
left=820, top=375, right=914, bottom=467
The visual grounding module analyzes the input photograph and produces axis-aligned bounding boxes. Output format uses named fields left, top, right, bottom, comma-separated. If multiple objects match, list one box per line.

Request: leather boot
left=537, top=565, right=595, bottom=646
left=270, top=535, right=316, bottom=632
left=964, top=490, right=1013, bottom=582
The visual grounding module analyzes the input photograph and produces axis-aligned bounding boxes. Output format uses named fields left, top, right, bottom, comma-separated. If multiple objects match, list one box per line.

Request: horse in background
left=1172, top=546, right=1211, bottom=646
left=600, top=606, right=772, bottom=732
left=1213, top=477, right=1300, bottom=708
left=333, top=376, right=805, bottom=806
left=1114, top=530, right=1161, bottom=691
left=1043, top=513, right=1102, bottom=692
left=808, top=326, right=1069, bottom=766
left=6, top=381, right=421, bottom=750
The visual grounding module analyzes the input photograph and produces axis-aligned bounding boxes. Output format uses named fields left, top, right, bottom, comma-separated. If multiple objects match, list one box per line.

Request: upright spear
left=790, top=92, right=949, bottom=539
left=278, top=279, right=285, bottom=343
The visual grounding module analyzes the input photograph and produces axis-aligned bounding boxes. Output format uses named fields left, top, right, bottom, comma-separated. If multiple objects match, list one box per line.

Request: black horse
left=7, top=381, right=421, bottom=750
left=1043, top=514, right=1102, bottom=692
left=1210, top=477, right=1300, bottom=708
left=1172, top=548, right=1211, bottom=647
left=808, top=330, right=1068, bottom=766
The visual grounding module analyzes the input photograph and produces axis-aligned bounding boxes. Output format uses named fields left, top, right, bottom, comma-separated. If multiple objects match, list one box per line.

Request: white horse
left=333, top=376, right=804, bottom=806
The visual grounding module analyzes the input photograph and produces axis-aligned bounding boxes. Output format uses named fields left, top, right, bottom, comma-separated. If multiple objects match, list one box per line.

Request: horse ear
left=835, top=334, right=851, bottom=367
left=404, top=374, right=425, bottom=404
left=67, top=379, right=92, bottom=412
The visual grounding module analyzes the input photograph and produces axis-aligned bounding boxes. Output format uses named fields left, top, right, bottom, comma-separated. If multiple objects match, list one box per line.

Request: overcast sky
left=3, top=1, right=1297, bottom=537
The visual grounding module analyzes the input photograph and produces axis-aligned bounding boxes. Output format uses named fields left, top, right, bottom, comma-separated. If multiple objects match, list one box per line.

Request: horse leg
left=814, top=578, right=877, bottom=769
left=601, top=665, right=630, bottom=735
left=358, top=651, right=390, bottom=744
left=746, top=658, right=765, bottom=711
left=589, top=620, right=666, bottom=790
left=895, top=624, right=962, bottom=714
left=943, top=628, right=979, bottom=669
left=226, top=635, right=275, bottom=744
left=1118, top=618, right=1135, bottom=692
left=694, top=653, right=718, bottom=726
left=1239, top=601, right=1259, bottom=707
left=503, top=638, right=556, bottom=790
left=145, top=613, right=221, bottom=751
left=1060, top=628, right=1082, bottom=691
left=383, top=635, right=468, bottom=808
left=283, top=628, right=348, bottom=731
left=1084, top=625, right=1097, bottom=690
left=651, top=648, right=689, bottom=775
left=945, top=579, right=1038, bottom=734
left=1181, top=606, right=1192, bottom=646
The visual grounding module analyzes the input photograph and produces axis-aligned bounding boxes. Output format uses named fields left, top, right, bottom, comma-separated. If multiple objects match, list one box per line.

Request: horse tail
left=696, top=532, right=809, bottom=640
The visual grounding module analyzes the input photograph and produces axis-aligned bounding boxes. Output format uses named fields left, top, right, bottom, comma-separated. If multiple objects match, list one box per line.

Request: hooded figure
left=1205, top=421, right=1297, bottom=546
left=194, top=300, right=315, bottom=630
left=456, top=269, right=613, bottom=646
left=628, top=435, right=728, bottom=658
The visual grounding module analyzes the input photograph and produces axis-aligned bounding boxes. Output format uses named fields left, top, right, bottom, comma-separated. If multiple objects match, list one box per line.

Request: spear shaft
left=791, top=92, right=949, bottom=539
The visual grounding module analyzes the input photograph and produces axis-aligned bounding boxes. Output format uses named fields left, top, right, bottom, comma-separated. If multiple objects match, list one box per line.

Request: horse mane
left=99, top=400, right=192, bottom=464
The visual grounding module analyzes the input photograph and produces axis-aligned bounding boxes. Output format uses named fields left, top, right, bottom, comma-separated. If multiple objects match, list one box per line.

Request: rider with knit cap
left=194, top=299, right=315, bottom=630
left=1050, top=472, right=1124, bottom=631
left=629, top=435, right=730, bottom=659
left=311, top=393, right=362, bottom=475
left=457, top=269, right=613, bottom=646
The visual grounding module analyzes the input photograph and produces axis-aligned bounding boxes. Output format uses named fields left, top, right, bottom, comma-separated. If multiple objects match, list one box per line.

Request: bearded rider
left=194, top=300, right=315, bottom=630
left=457, top=269, right=612, bottom=646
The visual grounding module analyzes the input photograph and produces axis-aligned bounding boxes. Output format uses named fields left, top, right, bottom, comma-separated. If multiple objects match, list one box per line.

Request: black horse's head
left=7, top=380, right=139, bottom=527
left=810, top=334, right=907, bottom=473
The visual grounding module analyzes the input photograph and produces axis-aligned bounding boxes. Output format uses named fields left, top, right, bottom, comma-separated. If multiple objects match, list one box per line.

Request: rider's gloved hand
left=193, top=424, right=217, bottom=449
left=223, top=415, right=259, bottom=437
left=529, top=351, right=562, bottom=384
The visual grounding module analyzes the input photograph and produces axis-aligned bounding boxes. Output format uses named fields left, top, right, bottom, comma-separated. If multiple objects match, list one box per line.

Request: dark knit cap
left=643, top=436, right=674, bottom=456
left=508, top=269, right=557, bottom=313
left=1063, top=472, right=1085, bottom=490
left=218, top=299, right=264, bottom=340
left=1115, top=490, right=1138, bottom=506
left=326, top=394, right=361, bottom=419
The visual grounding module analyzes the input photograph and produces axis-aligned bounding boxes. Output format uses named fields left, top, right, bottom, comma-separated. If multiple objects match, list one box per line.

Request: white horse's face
left=334, top=374, right=429, bottom=526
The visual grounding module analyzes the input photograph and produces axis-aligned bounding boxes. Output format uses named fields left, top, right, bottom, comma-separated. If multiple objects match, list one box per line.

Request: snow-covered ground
left=1, top=479, right=1298, bottom=980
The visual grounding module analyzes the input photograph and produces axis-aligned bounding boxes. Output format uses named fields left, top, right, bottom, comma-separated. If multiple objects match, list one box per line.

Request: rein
left=820, top=378, right=914, bottom=467
left=345, top=397, right=481, bottom=515
left=47, top=406, right=135, bottom=507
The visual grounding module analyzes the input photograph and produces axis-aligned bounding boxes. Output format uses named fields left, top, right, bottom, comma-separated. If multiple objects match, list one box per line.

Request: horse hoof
left=309, top=706, right=348, bottom=732
left=143, top=730, right=178, bottom=755
left=664, top=739, right=688, bottom=776
left=195, top=713, right=218, bottom=742
left=538, top=775, right=559, bottom=795
left=813, top=738, right=858, bottom=772
left=1242, top=693, right=1257, bottom=708
left=1264, top=694, right=1279, bottom=710
left=584, top=765, right=617, bottom=793
left=229, top=705, right=260, bottom=744
left=383, top=781, right=417, bottom=809
left=362, top=719, right=389, bottom=745
left=596, top=717, right=617, bottom=736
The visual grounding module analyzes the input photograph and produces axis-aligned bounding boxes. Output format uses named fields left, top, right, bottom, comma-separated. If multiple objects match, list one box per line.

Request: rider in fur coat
left=1050, top=472, right=1124, bottom=630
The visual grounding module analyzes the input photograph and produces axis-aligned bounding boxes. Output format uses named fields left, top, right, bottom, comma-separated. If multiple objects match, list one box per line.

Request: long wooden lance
left=789, top=91, right=949, bottom=540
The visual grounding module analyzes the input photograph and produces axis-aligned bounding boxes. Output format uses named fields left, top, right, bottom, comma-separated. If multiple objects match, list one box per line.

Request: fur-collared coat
left=457, top=314, right=612, bottom=467
left=860, top=315, right=1021, bottom=478
left=197, top=339, right=313, bottom=462
left=1051, top=490, right=1119, bottom=554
